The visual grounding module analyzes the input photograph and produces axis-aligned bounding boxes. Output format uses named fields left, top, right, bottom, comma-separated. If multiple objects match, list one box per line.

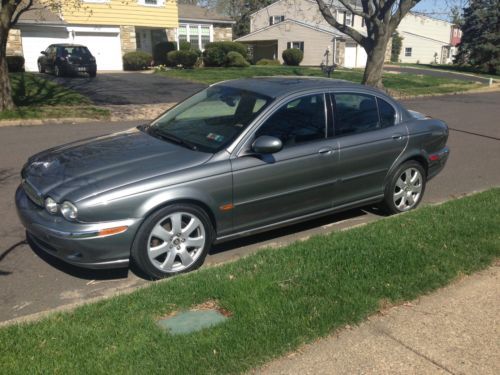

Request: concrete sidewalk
left=254, top=264, right=499, bottom=374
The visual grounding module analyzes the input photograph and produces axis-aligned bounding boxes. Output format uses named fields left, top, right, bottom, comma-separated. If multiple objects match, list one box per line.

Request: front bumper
left=15, top=185, right=142, bottom=269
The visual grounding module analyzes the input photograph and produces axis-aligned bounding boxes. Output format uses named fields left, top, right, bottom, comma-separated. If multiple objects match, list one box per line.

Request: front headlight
left=45, top=197, right=58, bottom=214
left=60, top=201, right=78, bottom=221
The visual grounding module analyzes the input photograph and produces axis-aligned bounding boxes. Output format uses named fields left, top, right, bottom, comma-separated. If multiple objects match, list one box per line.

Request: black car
left=38, top=44, right=97, bottom=77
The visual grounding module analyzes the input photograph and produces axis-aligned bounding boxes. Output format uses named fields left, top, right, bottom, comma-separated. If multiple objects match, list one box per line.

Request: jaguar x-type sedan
left=16, top=78, right=449, bottom=279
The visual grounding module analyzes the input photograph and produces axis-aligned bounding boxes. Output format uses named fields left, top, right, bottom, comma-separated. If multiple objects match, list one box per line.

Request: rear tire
left=131, top=204, right=214, bottom=280
left=382, top=161, right=426, bottom=214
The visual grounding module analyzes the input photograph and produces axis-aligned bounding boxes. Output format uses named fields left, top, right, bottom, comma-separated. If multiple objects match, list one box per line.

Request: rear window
left=377, top=97, right=396, bottom=127
left=58, top=47, right=92, bottom=57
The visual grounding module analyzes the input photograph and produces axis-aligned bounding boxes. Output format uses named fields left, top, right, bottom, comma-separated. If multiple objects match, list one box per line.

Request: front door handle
left=318, top=147, right=333, bottom=155
left=392, top=134, right=403, bottom=140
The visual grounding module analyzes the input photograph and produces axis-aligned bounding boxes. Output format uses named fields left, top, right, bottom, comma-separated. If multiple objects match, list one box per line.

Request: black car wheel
left=89, top=70, right=97, bottom=78
left=131, top=204, right=214, bottom=279
left=37, top=62, right=45, bottom=73
left=382, top=160, right=426, bottom=214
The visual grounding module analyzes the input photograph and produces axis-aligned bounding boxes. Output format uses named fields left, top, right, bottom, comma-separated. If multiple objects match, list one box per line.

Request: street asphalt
left=0, top=91, right=499, bottom=324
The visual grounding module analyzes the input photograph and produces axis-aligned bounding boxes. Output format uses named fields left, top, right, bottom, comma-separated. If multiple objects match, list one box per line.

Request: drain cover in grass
left=157, top=310, right=228, bottom=335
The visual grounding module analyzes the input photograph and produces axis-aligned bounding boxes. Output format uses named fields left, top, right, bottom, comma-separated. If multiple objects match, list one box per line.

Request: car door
left=332, top=92, right=408, bottom=206
left=230, top=93, right=339, bottom=233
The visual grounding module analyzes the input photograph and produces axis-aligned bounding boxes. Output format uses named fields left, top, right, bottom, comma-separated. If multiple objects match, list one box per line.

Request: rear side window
left=334, top=93, right=379, bottom=135
left=377, top=97, right=396, bottom=127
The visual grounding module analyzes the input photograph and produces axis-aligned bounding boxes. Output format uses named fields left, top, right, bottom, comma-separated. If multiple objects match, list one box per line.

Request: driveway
left=383, top=65, right=492, bottom=84
left=44, top=72, right=207, bottom=105
left=0, top=92, right=499, bottom=324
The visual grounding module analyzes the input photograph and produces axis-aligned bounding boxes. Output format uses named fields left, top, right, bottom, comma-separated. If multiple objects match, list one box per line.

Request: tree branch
left=337, top=0, right=369, bottom=18
left=389, top=0, right=421, bottom=31
left=314, top=0, right=368, bottom=46
left=11, top=0, right=33, bottom=27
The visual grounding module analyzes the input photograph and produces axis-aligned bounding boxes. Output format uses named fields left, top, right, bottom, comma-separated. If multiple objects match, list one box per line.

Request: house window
left=269, top=15, right=285, bottom=25
left=177, top=24, right=213, bottom=51
left=287, top=41, right=304, bottom=52
left=405, top=47, right=412, bottom=57
left=344, top=12, right=354, bottom=26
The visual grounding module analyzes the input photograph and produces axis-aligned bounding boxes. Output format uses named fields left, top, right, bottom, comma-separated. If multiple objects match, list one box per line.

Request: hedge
left=123, top=51, right=153, bottom=70
left=282, top=48, right=303, bottom=66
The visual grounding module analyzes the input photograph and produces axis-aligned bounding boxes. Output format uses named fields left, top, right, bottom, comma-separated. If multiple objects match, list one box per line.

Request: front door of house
left=137, top=29, right=152, bottom=54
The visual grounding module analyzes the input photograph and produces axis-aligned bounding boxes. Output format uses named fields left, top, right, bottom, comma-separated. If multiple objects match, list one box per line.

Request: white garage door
left=356, top=45, right=367, bottom=68
left=21, top=27, right=70, bottom=72
left=344, top=42, right=357, bottom=68
left=72, top=32, right=123, bottom=71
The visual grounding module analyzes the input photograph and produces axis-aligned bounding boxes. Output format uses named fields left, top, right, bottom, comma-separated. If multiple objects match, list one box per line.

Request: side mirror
left=252, top=136, right=283, bottom=154
left=40, top=51, right=47, bottom=56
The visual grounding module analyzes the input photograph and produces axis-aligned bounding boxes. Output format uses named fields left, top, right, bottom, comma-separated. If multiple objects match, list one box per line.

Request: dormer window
left=138, top=0, right=164, bottom=6
left=269, top=15, right=285, bottom=25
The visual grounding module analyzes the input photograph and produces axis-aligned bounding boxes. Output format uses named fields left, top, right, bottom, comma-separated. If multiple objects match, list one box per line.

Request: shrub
left=153, top=41, right=176, bottom=66
left=282, top=48, right=303, bottom=66
left=226, top=51, right=250, bottom=67
left=7, top=56, right=25, bottom=72
left=123, top=51, right=153, bottom=70
left=166, top=50, right=199, bottom=69
left=179, top=41, right=192, bottom=51
left=256, top=58, right=281, bottom=66
left=202, top=47, right=226, bottom=67
left=202, top=41, right=248, bottom=67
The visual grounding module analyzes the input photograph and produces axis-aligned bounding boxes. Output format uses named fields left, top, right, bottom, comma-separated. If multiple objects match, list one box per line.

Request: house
left=236, top=0, right=458, bottom=67
left=7, top=2, right=234, bottom=72
left=397, top=13, right=462, bottom=64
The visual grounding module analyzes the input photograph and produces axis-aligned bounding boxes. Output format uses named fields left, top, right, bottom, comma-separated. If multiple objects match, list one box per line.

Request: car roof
left=50, top=44, right=88, bottom=48
left=214, top=77, right=388, bottom=99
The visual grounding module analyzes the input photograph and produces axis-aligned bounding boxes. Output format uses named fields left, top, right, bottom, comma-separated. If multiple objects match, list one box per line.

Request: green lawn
left=1, top=189, right=499, bottom=374
left=0, top=73, right=109, bottom=120
left=157, top=66, right=482, bottom=97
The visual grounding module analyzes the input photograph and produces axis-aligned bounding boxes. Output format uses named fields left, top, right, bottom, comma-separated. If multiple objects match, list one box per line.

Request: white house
left=236, top=0, right=459, bottom=67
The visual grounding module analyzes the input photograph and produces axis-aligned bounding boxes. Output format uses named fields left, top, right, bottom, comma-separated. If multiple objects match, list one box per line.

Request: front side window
left=256, top=94, right=326, bottom=147
left=334, top=93, right=379, bottom=135
left=148, top=86, right=271, bottom=153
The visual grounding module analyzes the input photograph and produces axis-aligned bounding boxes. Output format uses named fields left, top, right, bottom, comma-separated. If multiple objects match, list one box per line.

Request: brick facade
left=120, top=25, right=136, bottom=55
left=213, top=26, right=232, bottom=41
left=6, top=28, right=23, bottom=56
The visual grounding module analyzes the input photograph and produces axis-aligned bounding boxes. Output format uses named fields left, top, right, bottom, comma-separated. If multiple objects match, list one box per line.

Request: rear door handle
left=318, top=147, right=333, bottom=155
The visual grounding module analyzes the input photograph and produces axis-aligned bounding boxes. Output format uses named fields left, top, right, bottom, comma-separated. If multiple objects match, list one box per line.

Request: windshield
left=147, top=86, right=272, bottom=153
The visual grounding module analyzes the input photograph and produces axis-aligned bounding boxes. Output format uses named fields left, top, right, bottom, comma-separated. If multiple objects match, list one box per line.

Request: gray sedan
left=16, top=77, right=449, bottom=279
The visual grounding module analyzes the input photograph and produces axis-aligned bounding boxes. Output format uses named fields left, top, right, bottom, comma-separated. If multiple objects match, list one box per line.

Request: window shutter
left=269, top=16, right=273, bottom=25
left=287, top=42, right=291, bottom=49
left=281, top=15, right=285, bottom=22
left=300, top=42, right=304, bottom=52
left=343, top=11, right=347, bottom=25
left=351, top=14, right=355, bottom=26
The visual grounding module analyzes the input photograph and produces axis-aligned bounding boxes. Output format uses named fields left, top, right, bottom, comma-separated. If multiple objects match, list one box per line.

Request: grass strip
left=0, top=73, right=110, bottom=120
left=1, top=189, right=498, bottom=374
left=156, top=66, right=480, bottom=96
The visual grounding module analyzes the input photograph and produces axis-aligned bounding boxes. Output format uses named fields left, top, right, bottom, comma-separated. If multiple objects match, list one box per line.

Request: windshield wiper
left=147, top=127, right=198, bottom=151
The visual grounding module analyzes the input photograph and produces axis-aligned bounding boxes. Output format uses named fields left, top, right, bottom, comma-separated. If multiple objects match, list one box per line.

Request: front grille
left=22, top=179, right=44, bottom=207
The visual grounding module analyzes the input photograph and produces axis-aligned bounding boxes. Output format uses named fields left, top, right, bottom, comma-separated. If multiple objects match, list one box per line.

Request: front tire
left=382, top=161, right=426, bottom=214
left=37, top=62, right=45, bottom=73
left=54, top=65, right=62, bottom=77
left=131, top=204, right=214, bottom=279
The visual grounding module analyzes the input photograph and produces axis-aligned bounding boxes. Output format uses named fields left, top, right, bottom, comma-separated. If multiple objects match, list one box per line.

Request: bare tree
left=315, top=0, right=421, bottom=88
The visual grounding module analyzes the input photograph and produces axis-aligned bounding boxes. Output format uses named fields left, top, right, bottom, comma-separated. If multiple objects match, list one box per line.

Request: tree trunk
left=0, top=26, right=15, bottom=111
left=362, top=37, right=389, bottom=89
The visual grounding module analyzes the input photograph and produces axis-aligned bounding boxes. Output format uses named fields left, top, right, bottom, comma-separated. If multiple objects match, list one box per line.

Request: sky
left=411, top=0, right=468, bottom=21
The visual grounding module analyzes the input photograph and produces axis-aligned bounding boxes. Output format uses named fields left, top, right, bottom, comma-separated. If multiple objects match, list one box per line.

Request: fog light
left=45, top=197, right=58, bottom=214
left=60, top=201, right=78, bottom=221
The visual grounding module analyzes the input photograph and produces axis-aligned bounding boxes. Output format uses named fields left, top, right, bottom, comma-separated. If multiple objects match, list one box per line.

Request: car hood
left=22, top=128, right=212, bottom=203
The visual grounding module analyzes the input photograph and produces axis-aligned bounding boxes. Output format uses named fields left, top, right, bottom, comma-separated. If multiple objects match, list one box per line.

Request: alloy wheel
left=393, top=167, right=423, bottom=211
left=147, top=212, right=206, bottom=273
